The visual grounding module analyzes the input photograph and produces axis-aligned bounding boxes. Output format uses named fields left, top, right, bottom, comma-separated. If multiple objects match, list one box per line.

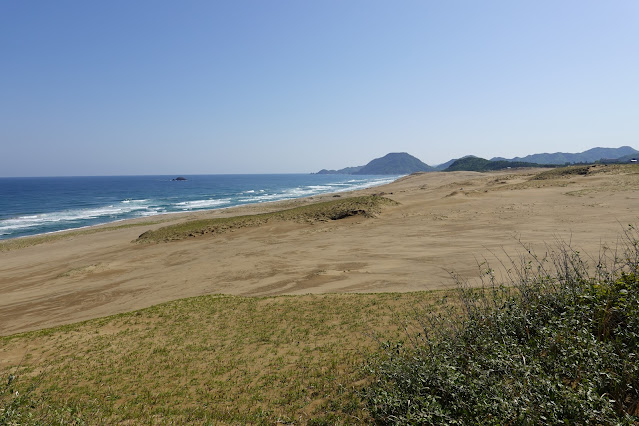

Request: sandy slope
left=1, top=167, right=638, bottom=336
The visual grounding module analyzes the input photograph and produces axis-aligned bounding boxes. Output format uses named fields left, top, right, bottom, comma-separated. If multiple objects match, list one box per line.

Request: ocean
left=0, top=174, right=400, bottom=240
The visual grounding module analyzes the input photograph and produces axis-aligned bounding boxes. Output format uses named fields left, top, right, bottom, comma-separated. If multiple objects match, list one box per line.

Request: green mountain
left=316, top=153, right=434, bottom=175
left=445, top=156, right=548, bottom=172
left=354, top=153, right=434, bottom=175
left=491, top=146, right=638, bottom=165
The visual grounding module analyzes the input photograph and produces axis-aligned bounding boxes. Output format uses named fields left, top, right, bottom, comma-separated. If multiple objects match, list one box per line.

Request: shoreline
left=0, top=175, right=402, bottom=244
left=2, top=167, right=639, bottom=335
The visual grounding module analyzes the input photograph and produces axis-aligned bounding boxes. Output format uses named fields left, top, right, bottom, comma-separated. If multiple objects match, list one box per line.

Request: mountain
left=316, top=166, right=364, bottom=175
left=354, top=153, right=434, bottom=175
left=491, top=146, right=638, bottom=165
left=600, top=153, right=639, bottom=163
left=433, top=158, right=459, bottom=171
left=445, top=156, right=548, bottom=172
left=316, top=152, right=434, bottom=175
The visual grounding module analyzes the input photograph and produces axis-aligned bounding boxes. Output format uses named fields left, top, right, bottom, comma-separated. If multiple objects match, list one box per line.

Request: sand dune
left=1, top=166, right=638, bottom=336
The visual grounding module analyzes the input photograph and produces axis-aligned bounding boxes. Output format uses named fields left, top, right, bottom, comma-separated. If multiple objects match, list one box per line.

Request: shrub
left=364, top=226, right=639, bottom=425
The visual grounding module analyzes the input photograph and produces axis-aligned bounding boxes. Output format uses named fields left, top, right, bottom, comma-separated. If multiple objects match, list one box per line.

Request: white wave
left=336, top=177, right=398, bottom=192
left=0, top=200, right=155, bottom=233
left=135, top=209, right=165, bottom=217
left=234, top=177, right=399, bottom=206
left=173, top=199, right=231, bottom=210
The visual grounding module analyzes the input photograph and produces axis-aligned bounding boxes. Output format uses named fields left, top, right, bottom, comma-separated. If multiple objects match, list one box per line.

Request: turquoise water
left=0, top=174, right=400, bottom=240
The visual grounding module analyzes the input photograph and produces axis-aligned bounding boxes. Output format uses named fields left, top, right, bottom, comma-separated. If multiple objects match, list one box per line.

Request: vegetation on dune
left=364, top=226, right=639, bottom=424
left=136, top=195, right=398, bottom=243
left=0, top=220, right=164, bottom=252
left=532, top=163, right=639, bottom=180
left=0, top=292, right=444, bottom=425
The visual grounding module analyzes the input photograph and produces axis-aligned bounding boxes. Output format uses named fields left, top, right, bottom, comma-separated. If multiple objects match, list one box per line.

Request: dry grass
left=0, top=291, right=448, bottom=424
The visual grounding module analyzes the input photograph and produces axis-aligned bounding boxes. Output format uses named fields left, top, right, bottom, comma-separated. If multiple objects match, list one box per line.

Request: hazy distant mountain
left=432, top=158, right=459, bottom=171
left=317, top=152, right=434, bottom=175
left=316, top=166, right=364, bottom=175
left=491, top=146, right=638, bottom=165
left=600, top=152, right=639, bottom=163
left=445, top=156, right=547, bottom=172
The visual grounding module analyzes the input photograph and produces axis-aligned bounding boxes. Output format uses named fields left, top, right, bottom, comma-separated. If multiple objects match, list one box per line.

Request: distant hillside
left=600, top=153, right=639, bottom=163
left=316, top=152, right=433, bottom=175
left=445, top=156, right=548, bottom=172
left=316, top=166, right=364, bottom=175
left=432, top=158, right=458, bottom=171
left=355, top=153, right=434, bottom=175
left=492, top=146, right=638, bottom=165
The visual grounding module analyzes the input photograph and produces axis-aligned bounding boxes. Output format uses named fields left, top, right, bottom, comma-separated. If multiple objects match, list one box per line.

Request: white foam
left=0, top=199, right=155, bottom=233
left=173, top=199, right=231, bottom=210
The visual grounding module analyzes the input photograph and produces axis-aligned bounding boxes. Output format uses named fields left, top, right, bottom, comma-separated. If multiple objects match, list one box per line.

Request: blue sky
left=2, top=1, right=638, bottom=176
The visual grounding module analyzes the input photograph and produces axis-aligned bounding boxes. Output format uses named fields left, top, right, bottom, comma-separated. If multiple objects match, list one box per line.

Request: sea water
left=0, top=174, right=400, bottom=240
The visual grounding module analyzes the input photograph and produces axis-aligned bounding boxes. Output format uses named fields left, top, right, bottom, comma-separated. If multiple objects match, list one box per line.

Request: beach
left=1, top=166, right=638, bottom=336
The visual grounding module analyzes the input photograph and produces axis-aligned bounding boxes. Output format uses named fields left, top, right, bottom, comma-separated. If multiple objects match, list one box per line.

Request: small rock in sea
left=172, top=177, right=187, bottom=181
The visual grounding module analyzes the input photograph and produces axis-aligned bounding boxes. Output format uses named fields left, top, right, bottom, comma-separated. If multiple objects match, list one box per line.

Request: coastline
left=2, top=167, right=639, bottom=335
left=0, top=174, right=400, bottom=242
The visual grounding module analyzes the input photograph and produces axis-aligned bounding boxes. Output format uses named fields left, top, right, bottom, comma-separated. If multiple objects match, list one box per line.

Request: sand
left=1, top=166, right=639, bottom=336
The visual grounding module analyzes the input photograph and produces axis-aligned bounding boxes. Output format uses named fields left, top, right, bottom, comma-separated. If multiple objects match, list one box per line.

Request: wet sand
left=2, top=167, right=638, bottom=336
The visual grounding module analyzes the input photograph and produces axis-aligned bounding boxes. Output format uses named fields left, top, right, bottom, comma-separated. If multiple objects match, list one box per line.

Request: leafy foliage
left=365, top=227, right=639, bottom=424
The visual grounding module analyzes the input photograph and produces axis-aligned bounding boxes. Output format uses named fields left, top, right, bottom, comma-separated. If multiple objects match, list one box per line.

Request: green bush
left=364, top=227, right=639, bottom=425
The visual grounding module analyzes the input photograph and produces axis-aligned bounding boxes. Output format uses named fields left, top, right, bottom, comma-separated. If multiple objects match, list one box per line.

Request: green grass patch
left=136, top=195, right=398, bottom=243
left=0, top=291, right=444, bottom=424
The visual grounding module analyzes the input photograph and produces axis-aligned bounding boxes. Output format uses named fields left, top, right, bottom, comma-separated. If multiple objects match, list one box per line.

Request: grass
left=0, top=291, right=447, bottom=424
left=136, top=195, right=398, bottom=243
left=531, top=163, right=639, bottom=180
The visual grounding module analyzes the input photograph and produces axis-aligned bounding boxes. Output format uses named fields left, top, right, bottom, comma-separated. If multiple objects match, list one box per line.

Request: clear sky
left=2, top=1, right=638, bottom=176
